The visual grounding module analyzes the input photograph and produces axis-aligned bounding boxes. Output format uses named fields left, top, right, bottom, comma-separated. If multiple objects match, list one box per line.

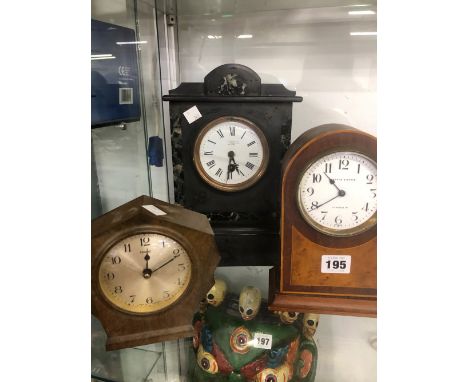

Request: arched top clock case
left=269, top=124, right=377, bottom=317
left=282, top=124, right=377, bottom=248
left=163, top=64, right=302, bottom=266
left=91, top=195, right=220, bottom=350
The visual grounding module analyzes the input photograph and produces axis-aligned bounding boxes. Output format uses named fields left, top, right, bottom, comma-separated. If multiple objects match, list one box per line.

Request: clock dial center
left=142, top=269, right=152, bottom=279
left=194, top=117, right=269, bottom=192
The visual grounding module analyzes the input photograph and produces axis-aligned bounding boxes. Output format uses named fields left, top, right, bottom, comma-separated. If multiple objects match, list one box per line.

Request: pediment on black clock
left=163, top=63, right=302, bottom=102
left=204, top=63, right=261, bottom=96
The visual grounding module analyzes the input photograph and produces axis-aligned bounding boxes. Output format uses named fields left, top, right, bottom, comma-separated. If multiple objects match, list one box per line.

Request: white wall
left=177, top=3, right=377, bottom=137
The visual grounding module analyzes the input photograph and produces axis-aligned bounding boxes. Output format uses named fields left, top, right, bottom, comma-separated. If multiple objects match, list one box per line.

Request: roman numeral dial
left=297, top=151, right=377, bottom=235
left=194, top=117, right=269, bottom=191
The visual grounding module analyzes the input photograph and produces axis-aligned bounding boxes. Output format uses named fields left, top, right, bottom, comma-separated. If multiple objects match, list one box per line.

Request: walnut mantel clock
left=269, top=124, right=377, bottom=317
left=163, top=64, right=302, bottom=266
left=91, top=195, right=220, bottom=350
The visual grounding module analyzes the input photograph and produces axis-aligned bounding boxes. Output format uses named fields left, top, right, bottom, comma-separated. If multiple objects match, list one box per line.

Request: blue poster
left=91, top=19, right=141, bottom=127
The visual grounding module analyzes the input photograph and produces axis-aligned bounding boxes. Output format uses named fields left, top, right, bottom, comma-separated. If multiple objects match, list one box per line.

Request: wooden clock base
left=268, top=291, right=376, bottom=317
left=268, top=268, right=376, bottom=317
left=106, top=325, right=195, bottom=351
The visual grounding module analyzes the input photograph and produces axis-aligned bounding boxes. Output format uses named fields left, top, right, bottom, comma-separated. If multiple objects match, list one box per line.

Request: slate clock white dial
left=98, top=232, right=192, bottom=314
left=193, top=116, right=269, bottom=192
left=297, top=151, right=377, bottom=236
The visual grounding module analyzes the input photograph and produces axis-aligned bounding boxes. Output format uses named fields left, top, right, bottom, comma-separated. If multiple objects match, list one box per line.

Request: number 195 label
left=321, top=255, right=351, bottom=274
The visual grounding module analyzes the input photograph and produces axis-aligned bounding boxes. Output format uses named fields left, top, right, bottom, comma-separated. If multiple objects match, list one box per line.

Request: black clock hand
left=311, top=194, right=339, bottom=210
left=323, top=172, right=343, bottom=193
left=152, top=255, right=179, bottom=273
left=228, top=153, right=240, bottom=174
left=311, top=189, right=346, bottom=210
left=142, top=254, right=152, bottom=279
left=229, top=151, right=238, bottom=165
left=227, top=159, right=234, bottom=180
left=227, top=151, right=237, bottom=180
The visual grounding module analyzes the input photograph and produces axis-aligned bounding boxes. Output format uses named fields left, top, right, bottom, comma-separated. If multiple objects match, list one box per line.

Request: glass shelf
left=92, top=315, right=193, bottom=382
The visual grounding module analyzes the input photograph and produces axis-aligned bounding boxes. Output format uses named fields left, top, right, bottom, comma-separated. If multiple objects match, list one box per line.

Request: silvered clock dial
left=297, top=151, right=377, bottom=236
left=193, top=116, right=269, bottom=192
left=98, top=232, right=192, bottom=314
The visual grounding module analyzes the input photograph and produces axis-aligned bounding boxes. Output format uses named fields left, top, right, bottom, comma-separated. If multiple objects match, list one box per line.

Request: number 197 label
left=253, top=333, right=273, bottom=349
left=321, top=255, right=351, bottom=274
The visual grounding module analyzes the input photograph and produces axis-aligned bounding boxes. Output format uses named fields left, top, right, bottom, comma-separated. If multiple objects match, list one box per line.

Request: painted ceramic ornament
left=239, top=286, right=262, bottom=320
left=189, top=289, right=318, bottom=382
left=230, top=326, right=252, bottom=354
left=197, top=344, right=219, bottom=374
left=267, top=345, right=289, bottom=368
left=206, top=279, right=228, bottom=307
left=255, top=363, right=291, bottom=382
left=302, top=314, right=320, bottom=341
left=276, top=311, right=300, bottom=325
left=297, top=347, right=315, bottom=379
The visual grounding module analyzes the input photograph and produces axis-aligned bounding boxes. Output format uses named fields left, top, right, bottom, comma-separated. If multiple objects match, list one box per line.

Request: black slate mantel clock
left=163, top=64, right=302, bottom=265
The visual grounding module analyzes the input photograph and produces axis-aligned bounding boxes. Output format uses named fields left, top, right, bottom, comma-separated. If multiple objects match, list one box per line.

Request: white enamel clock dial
left=297, top=151, right=377, bottom=236
left=98, top=233, right=192, bottom=314
left=194, top=117, right=269, bottom=192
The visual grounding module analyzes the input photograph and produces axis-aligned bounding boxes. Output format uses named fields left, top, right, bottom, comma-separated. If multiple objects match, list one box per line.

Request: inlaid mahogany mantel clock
left=91, top=195, right=220, bottom=350
left=269, top=124, right=377, bottom=317
left=163, top=64, right=302, bottom=266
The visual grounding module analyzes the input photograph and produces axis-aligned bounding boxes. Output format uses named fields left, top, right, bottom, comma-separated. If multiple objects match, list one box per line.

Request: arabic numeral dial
left=297, top=151, right=377, bottom=235
left=98, top=233, right=192, bottom=314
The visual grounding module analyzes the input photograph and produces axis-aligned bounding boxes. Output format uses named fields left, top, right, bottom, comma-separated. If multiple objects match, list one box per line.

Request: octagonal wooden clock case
left=163, top=64, right=302, bottom=266
left=269, top=124, right=377, bottom=317
left=91, top=195, right=220, bottom=350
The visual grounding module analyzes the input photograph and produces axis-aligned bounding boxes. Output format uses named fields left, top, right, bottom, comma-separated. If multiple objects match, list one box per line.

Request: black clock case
left=163, top=64, right=302, bottom=266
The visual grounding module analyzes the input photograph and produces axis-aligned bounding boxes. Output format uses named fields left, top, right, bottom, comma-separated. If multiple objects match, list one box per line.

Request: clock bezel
left=193, top=116, right=270, bottom=192
left=93, top=224, right=194, bottom=316
left=296, top=149, right=377, bottom=237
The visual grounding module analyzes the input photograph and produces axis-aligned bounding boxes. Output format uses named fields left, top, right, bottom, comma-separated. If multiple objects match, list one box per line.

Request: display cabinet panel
left=92, top=0, right=170, bottom=216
